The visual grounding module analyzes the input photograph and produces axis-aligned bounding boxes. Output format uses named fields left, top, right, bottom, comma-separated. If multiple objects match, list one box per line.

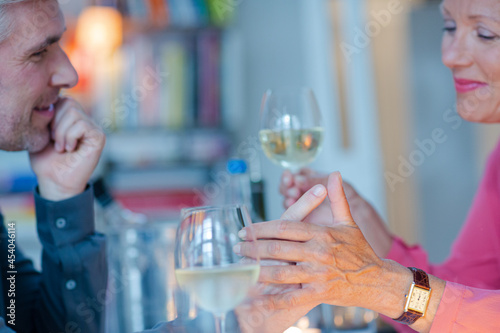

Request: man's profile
left=0, top=0, right=107, bottom=332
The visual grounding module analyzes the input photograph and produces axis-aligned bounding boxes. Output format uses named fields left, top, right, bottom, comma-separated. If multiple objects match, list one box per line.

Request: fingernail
left=336, top=172, right=343, bottom=184
left=55, top=142, right=62, bottom=151
left=238, top=229, right=247, bottom=239
left=283, top=176, right=291, bottom=186
left=287, top=188, right=299, bottom=197
left=312, top=185, right=326, bottom=197
left=295, top=175, right=306, bottom=185
left=66, top=144, right=71, bottom=151
left=233, top=244, right=241, bottom=254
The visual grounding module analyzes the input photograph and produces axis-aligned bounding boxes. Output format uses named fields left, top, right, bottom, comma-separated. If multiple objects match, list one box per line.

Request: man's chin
left=25, top=132, right=52, bottom=153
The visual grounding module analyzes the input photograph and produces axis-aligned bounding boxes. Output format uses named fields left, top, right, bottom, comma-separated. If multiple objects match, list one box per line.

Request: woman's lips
left=454, top=78, right=488, bottom=93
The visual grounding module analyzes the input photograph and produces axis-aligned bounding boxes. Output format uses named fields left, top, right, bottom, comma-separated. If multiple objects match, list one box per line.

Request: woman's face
left=441, top=0, right=500, bottom=123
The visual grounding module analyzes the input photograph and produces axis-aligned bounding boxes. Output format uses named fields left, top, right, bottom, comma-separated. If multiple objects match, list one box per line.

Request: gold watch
left=393, top=267, right=432, bottom=325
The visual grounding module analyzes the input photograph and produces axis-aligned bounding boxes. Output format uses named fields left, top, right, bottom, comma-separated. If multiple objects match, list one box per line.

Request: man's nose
left=50, top=45, right=79, bottom=89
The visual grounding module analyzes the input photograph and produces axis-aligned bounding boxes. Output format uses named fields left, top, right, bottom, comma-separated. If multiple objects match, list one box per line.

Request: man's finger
left=281, top=184, right=327, bottom=221
left=52, top=108, right=78, bottom=152
left=327, top=172, right=354, bottom=224
left=64, top=119, right=89, bottom=152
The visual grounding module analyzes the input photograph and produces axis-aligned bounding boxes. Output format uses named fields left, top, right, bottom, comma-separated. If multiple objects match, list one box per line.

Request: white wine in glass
left=175, top=264, right=259, bottom=315
left=259, top=87, right=324, bottom=172
left=174, top=205, right=260, bottom=333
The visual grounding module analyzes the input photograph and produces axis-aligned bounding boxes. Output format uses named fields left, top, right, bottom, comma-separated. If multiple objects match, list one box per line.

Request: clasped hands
left=235, top=172, right=388, bottom=333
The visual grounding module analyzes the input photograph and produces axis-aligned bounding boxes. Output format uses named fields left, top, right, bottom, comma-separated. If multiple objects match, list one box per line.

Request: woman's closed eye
left=477, top=27, right=498, bottom=41
left=443, top=20, right=456, bottom=34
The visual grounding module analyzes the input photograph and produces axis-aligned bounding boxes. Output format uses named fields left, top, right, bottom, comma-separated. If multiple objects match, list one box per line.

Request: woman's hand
left=240, top=172, right=446, bottom=333
left=30, top=97, right=105, bottom=201
left=243, top=173, right=387, bottom=309
left=280, top=168, right=394, bottom=257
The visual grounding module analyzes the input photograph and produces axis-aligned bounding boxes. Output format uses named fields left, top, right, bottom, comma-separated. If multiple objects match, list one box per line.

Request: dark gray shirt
left=0, top=186, right=107, bottom=333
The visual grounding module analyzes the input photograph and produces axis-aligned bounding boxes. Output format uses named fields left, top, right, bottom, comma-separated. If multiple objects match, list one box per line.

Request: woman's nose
left=442, top=33, right=473, bottom=69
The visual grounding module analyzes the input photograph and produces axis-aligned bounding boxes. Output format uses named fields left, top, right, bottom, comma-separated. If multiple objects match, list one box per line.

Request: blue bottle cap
left=227, top=159, right=247, bottom=174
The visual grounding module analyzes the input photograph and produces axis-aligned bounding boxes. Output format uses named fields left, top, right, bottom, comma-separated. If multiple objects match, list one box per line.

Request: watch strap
left=410, top=267, right=430, bottom=289
left=394, top=309, right=423, bottom=325
left=393, top=267, right=430, bottom=325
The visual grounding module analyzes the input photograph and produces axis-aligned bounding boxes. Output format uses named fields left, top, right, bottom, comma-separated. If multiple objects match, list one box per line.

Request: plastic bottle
left=225, top=159, right=262, bottom=222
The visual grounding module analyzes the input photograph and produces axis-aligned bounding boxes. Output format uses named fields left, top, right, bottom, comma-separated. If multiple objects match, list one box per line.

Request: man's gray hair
left=0, top=0, right=29, bottom=43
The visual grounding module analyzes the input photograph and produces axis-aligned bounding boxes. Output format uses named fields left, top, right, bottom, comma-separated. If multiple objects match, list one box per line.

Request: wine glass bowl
left=174, top=205, right=260, bottom=333
left=259, top=87, right=324, bottom=172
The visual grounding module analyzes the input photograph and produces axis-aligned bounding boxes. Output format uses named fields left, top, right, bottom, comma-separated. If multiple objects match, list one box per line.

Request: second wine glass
left=174, top=205, right=260, bottom=333
left=259, top=87, right=324, bottom=172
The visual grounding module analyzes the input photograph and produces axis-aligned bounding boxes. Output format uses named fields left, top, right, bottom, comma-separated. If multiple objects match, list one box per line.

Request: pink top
left=385, top=139, right=500, bottom=332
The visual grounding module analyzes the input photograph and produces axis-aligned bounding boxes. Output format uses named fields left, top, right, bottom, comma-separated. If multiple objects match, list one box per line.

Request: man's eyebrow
left=25, top=27, right=66, bottom=55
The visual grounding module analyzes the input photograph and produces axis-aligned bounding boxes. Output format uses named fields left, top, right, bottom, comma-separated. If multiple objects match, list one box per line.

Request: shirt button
left=55, top=218, right=67, bottom=229
left=66, top=279, right=76, bottom=290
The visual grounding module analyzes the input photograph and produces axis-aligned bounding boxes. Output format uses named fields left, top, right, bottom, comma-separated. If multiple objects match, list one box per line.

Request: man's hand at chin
left=29, top=97, right=106, bottom=201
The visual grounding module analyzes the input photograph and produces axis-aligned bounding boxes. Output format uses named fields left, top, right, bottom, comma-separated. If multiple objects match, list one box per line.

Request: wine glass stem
left=214, top=312, right=226, bottom=333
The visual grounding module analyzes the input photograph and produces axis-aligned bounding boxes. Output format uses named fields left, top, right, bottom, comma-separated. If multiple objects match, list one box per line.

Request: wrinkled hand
left=30, top=97, right=105, bottom=201
left=238, top=172, right=385, bottom=316
left=236, top=183, right=328, bottom=333
left=280, top=169, right=393, bottom=257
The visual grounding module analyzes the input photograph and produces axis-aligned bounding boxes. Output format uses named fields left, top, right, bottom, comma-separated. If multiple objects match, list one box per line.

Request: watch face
left=408, top=286, right=430, bottom=313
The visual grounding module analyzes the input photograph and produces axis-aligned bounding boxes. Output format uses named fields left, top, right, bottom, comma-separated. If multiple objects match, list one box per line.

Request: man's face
left=0, top=0, right=78, bottom=152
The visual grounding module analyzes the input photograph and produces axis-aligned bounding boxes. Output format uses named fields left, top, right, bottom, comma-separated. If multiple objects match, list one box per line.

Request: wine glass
left=259, top=87, right=324, bottom=172
left=174, top=205, right=260, bottom=333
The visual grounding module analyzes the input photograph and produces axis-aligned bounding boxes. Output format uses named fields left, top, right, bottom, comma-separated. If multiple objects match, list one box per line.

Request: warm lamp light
left=75, top=6, right=123, bottom=58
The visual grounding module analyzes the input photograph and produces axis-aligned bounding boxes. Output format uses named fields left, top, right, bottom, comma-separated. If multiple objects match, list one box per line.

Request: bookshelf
left=0, top=0, right=242, bottom=268
left=84, top=0, right=241, bottom=216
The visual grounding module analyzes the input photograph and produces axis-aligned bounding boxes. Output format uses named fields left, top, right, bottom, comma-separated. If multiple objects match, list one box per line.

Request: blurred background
left=1, top=0, right=499, bottom=331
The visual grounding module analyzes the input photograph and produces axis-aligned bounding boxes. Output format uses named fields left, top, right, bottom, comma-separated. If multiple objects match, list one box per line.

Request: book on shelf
left=104, top=30, right=224, bottom=132
left=197, top=30, right=220, bottom=127
left=105, top=130, right=231, bottom=166
left=109, top=165, right=210, bottom=192
left=124, top=0, right=230, bottom=28
left=159, top=38, right=191, bottom=129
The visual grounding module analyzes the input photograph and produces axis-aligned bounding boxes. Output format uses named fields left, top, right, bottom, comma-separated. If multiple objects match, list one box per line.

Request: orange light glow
left=75, top=6, right=123, bottom=58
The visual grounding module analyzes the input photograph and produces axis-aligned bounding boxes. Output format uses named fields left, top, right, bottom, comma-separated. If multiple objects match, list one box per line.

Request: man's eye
left=32, top=49, right=48, bottom=58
